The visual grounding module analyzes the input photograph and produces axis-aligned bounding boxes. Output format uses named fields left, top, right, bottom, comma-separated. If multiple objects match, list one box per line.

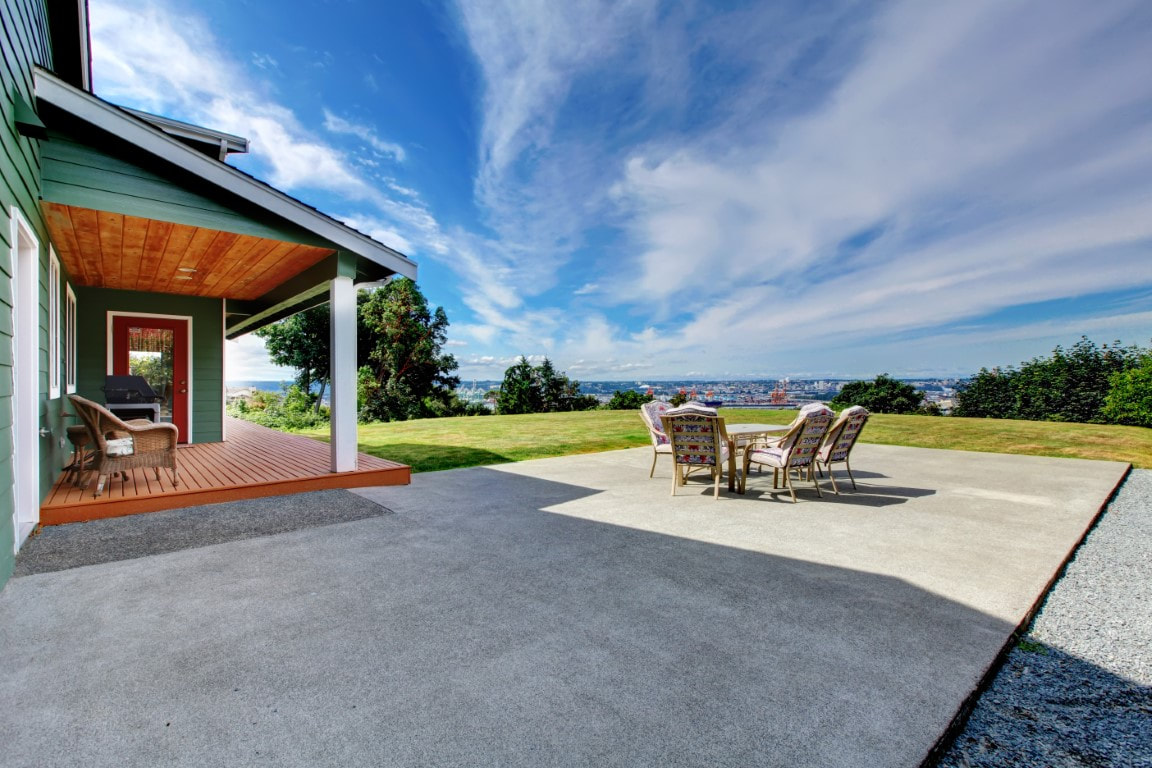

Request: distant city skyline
left=91, top=0, right=1152, bottom=381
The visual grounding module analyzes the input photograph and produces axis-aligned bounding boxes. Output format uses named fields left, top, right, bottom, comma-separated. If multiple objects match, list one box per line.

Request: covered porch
left=40, top=417, right=408, bottom=525
left=31, top=67, right=416, bottom=515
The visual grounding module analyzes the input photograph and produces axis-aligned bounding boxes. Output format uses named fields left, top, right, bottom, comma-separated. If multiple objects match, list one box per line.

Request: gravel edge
left=936, top=468, right=1152, bottom=768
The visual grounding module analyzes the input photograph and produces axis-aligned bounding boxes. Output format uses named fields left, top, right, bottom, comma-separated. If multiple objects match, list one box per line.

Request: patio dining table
left=725, top=422, right=789, bottom=493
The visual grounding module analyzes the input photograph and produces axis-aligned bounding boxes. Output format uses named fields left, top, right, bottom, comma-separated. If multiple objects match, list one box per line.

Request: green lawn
left=301, top=408, right=1152, bottom=473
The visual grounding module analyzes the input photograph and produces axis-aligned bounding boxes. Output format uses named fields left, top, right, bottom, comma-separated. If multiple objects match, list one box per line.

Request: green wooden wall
left=0, top=0, right=54, bottom=589
left=73, top=287, right=225, bottom=444
left=40, top=129, right=332, bottom=247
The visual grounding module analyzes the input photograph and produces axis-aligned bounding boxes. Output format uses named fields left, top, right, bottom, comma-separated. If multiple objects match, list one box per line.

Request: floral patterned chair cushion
left=818, top=406, right=869, bottom=464
left=640, top=400, right=673, bottom=447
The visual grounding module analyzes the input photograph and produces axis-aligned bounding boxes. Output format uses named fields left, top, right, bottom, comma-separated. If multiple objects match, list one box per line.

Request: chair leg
left=714, top=465, right=721, bottom=499
left=94, top=473, right=107, bottom=498
left=825, top=461, right=839, bottom=495
left=670, top=464, right=680, bottom=496
left=783, top=467, right=797, bottom=503
left=773, top=467, right=780, bottom=489
left=172, top=466, right=179, bottom=486
left=845, top=458, right=857, bottom=490
left=649, top=450, right=658, bottom=478
left=810, top=465, right=823, bottom=498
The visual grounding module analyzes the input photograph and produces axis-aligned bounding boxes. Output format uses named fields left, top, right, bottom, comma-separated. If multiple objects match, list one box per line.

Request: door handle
left=179, top=389, right=187, bottom=393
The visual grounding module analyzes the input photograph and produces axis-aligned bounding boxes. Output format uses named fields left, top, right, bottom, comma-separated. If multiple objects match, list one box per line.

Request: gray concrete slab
left=0, top=444, right=1127, bottom=768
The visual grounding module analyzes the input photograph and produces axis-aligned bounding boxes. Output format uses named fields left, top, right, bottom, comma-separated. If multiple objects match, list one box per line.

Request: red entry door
left=112, top=315, right=190, bottom=443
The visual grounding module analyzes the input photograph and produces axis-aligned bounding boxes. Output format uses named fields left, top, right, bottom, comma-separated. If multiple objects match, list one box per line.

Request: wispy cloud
left=322, top=110, right=406, bottom=162
left=90, top=0, right=440, bottom=257
left=451, top=0, right=1152, bottom=376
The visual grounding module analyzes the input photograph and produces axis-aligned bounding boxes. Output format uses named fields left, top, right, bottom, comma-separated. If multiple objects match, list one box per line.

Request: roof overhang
left=34, top=67, right=417, bottom=280
left=33, top=67, right=418, bottom=337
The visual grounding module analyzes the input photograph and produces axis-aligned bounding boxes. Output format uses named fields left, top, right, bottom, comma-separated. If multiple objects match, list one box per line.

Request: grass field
left=301, top=408, right=1152, bottom=473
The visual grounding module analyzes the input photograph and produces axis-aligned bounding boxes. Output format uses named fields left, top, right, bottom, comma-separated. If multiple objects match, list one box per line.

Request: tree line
left=832, top=337, right=1152, bottom=427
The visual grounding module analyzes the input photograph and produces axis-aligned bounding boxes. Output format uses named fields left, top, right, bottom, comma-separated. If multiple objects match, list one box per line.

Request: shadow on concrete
left=734, top=474, right=936, bottom=507
left=13, top=490, right=390, bottom=577
left=934, top=640, right=1152, bottom=767
left=0, top=463, right=1093, bottom=768
left=376, top=443, right=514, bottom=474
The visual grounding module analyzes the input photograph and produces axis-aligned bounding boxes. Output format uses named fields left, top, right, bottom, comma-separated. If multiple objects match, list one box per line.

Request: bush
left=955, top=337, right=1146, bottom=424
left=830, top=374, right=923, bottom=414
left=606, top=390, right=652, bottom=410
left=227, top=385, right=329, bottom=431
left=1102, top=355, right=1152, bottom=427
left=669, top=392, right=688, bottom=407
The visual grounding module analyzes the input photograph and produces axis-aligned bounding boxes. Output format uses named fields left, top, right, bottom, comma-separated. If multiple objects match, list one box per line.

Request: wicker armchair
left=68, top=394, right=179, bottom=497
left=660, top=405, right=730, bottom=499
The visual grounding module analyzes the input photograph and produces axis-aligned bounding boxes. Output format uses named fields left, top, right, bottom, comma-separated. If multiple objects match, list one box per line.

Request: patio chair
left=660, top=405, right=730, bottom=499
left=741, top=404, right=835, bottom=502
left=68, top=394, right=179, bottom=497
left=814, top=406, right=869, bottom=494
left=639, top=400, right=673, bottom=477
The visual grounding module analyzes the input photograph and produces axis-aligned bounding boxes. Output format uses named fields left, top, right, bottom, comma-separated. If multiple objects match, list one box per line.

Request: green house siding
left=40, top=129, right=333, bottom=247
left=74, top=287, right=225, bottom=444
left=0, top=0, right=53, bottom=588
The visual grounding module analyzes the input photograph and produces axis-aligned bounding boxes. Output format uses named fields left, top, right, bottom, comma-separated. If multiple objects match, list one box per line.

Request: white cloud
left=452, top=0, right=1152, bottom=376
left=322, top=110, right=406, bottom=162
left=89, top=0, right=444, bottom=261
left=225, top=336, right=296, bottom=381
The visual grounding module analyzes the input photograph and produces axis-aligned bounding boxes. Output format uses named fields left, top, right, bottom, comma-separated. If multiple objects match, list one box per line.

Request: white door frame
left=10, top=207, right=40, bottom=552
left=106, top=311, right=195, bottom=443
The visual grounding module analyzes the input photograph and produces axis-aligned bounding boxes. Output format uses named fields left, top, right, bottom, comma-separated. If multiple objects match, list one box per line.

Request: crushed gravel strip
left=937, top=468, right=1152, bottom=768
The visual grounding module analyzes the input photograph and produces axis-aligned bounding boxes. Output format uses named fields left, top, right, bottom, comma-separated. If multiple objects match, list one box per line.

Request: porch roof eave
left=32, top=67, right=418, bottom=283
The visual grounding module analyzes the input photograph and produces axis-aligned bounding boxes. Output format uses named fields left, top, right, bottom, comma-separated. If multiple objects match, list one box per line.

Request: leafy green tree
left=1012, top=338, right=1140, bottom=423
left=256, top=304, right=332, bottom=412
left=954, top=337, right=1144, bottom=423
left=830, top=374, right=923, bottom=414
left=954, top=367, right=1017, bottom=418
left=607, top=390, right=652, bottom=410
left=359, top=278, right=460, bottom=422
left=1102, top=354, right=1152, bottom=427
left=496, top=357, right=542, bottom=415
left=495, top=357, right=598, bottom=414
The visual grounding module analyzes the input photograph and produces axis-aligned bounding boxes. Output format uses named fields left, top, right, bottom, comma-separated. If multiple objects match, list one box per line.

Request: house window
left=48, top=248, right=61, bottom=399
left=65, top=284, right=77, bottom=394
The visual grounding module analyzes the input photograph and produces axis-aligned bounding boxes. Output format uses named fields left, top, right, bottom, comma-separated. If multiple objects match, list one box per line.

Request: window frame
left=48, top=247, right=61, bottom=399
left=65, top=283, right=77, bottom=394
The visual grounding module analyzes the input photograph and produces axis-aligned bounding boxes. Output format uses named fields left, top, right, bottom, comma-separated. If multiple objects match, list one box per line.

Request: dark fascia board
left=34, top=67, right=418, bottom=280
left=121, top=107, right=250, bottom=156
left=224, top=251, right=391, bottom=338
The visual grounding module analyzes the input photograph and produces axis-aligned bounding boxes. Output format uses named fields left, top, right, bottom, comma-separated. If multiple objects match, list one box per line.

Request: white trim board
left=106, top=311, right=195, bottom=444
left=10, top=207, right=41, bottom=552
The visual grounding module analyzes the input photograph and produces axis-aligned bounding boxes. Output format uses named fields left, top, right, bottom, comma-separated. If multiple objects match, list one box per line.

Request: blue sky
left=88, top=0, right=1152, bottom=381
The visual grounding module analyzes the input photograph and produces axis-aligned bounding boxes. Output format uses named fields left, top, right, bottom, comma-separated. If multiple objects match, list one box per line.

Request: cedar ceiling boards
left=42, top=202, right=336, bottom=301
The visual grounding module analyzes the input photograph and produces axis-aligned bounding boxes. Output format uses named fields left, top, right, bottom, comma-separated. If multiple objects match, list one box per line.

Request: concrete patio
left=0, top=444, right=1128, bottom=767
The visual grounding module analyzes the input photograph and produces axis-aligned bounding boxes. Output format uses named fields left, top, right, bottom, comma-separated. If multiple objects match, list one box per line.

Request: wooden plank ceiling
left=42, top=202, right=336, bottom=300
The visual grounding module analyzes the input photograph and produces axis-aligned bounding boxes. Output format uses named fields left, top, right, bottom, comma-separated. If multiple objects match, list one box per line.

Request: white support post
left=329, top=275, right=358, bottom=472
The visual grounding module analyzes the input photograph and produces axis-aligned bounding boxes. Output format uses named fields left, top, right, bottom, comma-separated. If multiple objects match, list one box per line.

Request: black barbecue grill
left=103, top=375, right=164, bottom=422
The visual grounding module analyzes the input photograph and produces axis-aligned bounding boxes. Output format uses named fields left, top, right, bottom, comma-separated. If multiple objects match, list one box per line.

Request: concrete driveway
left=0, top=444, right=1128, bottom=767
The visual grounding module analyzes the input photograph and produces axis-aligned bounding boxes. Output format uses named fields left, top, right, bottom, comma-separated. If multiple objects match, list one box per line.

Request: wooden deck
left=40, top=417, right=410, bottom=525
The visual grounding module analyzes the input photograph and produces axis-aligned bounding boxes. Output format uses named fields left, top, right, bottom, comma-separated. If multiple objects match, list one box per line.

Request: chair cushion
left=746, top=445, right=786, bottom=467
left=104, top=437, right=135, bottom=457
left=641, top=401, right=672, bottom=446
left=665, top=404, right=718, bottom=417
